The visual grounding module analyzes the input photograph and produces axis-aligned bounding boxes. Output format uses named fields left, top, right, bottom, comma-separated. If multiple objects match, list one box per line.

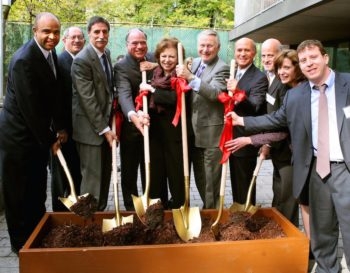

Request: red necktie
left=316, top=84, right=330, bottom=179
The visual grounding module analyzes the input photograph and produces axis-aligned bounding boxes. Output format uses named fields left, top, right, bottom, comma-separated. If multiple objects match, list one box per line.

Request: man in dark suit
left=71, top=16, right=118, bottom=211
left=229, top=37, right=268, bottom=205
left=0, top=12, right=66, bottom=254
left=50, top=26, right=85, bottom=211
left=260, top=38, right=299, bottom=226
left=176, top=29, right=230, bottom=209
left=114, top=28, right=156, bottom=210
left=229, top=39, right=350, bottom=273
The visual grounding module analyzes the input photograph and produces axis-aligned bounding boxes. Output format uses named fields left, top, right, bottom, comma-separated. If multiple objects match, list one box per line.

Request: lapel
left=191, top=58, right=201, bottom=74
left=268, top=77, right=280, bottom=96
left=334, top=73, right=348, bottom=134
left=301, top=82, right=312, bottom=141
left=31, top=39, right=57, bottom=81
left=87, top=44, right=110, bottom=94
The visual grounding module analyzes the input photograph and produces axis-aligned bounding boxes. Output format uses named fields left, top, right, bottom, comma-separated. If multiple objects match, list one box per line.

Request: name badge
left=343, top=105, right=350, bottom=119
left=266, top=93, right=276, bottom=105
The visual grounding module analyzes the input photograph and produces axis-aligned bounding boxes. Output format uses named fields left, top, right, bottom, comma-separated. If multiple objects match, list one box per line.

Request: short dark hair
left=87, top=16, right=110, bottom=32
left=297, top=39, right=327, bottom=56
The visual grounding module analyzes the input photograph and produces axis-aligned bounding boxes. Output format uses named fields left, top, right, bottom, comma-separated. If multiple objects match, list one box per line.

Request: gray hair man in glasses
left=49, top=26, right=85, bottom=211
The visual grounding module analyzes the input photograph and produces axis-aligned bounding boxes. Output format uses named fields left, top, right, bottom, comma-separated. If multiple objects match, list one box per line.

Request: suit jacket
left=233, top=63, right=268, bottom=157
left=244, top=73, right=350, bottom=199
left=0, top=38, right=64, bottom=151
left=114, top=53, right=155, bottom=141
left=191, top=56, right=230, bottom=148
left=71, top=44, right=113, bottom=146
left=58, top=50, right=74, bottom=134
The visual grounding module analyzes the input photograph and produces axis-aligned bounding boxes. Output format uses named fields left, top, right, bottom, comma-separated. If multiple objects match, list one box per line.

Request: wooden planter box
left=19, top=208, right=309, bottom=273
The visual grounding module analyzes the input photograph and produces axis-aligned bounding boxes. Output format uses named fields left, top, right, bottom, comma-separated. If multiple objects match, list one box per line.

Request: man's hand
left=130, top=111, right=150, bottom=135
left=226, top=78, right=239, bottom=94
left=226, top=111, right=244, bottom=126
left=104, top=130, right=119, bottom=148
left=57, top=130, right=68, bottom=144
left=176, top=64, right=194, bottom=82
left=140, top=61, right=158, bottom=72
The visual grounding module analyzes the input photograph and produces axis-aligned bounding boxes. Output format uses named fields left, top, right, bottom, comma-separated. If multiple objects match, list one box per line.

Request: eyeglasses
left=127, top=41, right=147, bottom=47
left=66, top=35, right=85, bottom=41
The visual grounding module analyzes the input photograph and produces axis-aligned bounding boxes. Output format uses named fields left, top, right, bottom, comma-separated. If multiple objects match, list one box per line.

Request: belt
left=330, top=160, right=345, bottom=164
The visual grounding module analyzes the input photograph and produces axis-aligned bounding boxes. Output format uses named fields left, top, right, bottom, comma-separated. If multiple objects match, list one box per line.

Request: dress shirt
left=236, top=63, right=252, bottom=81
left=311, top=69, right=344, bottom=161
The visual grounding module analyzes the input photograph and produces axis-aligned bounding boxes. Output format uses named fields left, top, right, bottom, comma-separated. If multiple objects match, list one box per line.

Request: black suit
left=49, top=50, right=81, bottom=211
left=0, top=39, right=64, bottom=252
left=244, top=73, right=350, bottom=273
left=114, top=53, right=155, bottom=210
left=229, top=64, right=268, bottom=204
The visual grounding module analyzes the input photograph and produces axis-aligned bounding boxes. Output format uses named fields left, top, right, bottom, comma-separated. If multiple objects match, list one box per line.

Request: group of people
left=0, top=11, right=349, bottom=273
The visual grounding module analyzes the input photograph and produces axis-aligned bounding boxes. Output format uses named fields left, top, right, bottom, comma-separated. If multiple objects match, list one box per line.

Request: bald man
left=0, top=12, right=66, bottom=254
left=228, top=37, right=268, bottom=206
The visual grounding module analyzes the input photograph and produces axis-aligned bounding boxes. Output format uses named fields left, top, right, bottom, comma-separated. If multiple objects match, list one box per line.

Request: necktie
left=195, top=63, right=206, bottom=77
left=47, top=52, right=56, bottom=78
left=102, top=53, right=112, bottom=90
left=236, top=71, right=242, bottom=81
left=316, top=84, right=330, bottom=179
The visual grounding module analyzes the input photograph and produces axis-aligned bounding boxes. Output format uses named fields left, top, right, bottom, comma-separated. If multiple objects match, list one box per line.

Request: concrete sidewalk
left=0, top=159, right=348, bottom=273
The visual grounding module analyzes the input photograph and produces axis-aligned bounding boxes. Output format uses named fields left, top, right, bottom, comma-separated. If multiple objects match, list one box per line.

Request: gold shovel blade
left=102, top=214, right=134, bottom=233
left=173, top=206, right=201, bottom=242
left=132, top=194, right=160, bottom=223
left=58, top=193, right=90, bottom=211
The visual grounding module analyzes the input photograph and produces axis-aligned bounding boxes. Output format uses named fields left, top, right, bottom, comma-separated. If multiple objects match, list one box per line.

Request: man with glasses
left=114, top=28, right=157, bottom=210
left=50, top=26, right=85, bottom=211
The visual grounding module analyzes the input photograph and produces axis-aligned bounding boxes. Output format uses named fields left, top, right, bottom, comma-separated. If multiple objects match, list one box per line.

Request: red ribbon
left=135, top=90, right=149, bottom=111
left=218, top=89, right=246, bottom=163
left=170, top=77, right=191, bottom=126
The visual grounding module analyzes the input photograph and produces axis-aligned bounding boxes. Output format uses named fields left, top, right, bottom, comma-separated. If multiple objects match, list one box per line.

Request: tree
left=7, top=0, right=234, bottom=29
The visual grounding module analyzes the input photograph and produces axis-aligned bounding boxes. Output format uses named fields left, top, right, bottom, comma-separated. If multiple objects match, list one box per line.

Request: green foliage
left=8, top=0, right=233, bottom=29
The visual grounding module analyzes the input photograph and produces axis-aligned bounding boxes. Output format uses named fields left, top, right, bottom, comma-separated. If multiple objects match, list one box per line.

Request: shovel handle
left=56, top=148, right=78, bottom=201
left=111, top=116, right=121, bottom=224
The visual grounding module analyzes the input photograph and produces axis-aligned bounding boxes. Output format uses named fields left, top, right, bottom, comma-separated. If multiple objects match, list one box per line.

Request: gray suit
left=244, top=73, right=350, bottom=273
left=190, top=56, right=230, bottom=208
left=71, top=44, right=113, bottom=210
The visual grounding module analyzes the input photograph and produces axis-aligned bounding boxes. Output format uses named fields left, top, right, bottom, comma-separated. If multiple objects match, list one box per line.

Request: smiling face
left=126, top=30, right=148, bottom=61
left=63, top=27, right=85, bottom=55
left=33, top=14, right=60, bottom=51
left=88, top=22, right=109, bottom=52
left=298, top=45, right=329, bottom=85
left=277, top=57, right=297, bottom=86
left=197, top=34, right=220, bottom=64
left=234, top=38, right=256, bottom=69
left=159, top=47, right=177, bottom=75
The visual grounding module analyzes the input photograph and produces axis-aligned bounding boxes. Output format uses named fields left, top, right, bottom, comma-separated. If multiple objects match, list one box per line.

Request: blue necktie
left=196, top=63, right=206, bottom=77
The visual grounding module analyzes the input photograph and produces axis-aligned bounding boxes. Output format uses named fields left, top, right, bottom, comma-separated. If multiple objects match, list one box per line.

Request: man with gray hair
left=176, top=29, right=230, bottom=209
left=50, top=26, right=85, bottom=211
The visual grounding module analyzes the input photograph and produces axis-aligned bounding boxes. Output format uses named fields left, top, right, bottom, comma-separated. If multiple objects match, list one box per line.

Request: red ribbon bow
left=170, top=77, right=192, bottom=126
left=218, top=89, right=246, bottom=163
left=135, top=90, right=149, bottom=111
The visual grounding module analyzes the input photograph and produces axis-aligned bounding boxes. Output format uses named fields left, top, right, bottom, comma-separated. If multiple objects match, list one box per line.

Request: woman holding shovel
left=140, top=37, right=188, bottom=209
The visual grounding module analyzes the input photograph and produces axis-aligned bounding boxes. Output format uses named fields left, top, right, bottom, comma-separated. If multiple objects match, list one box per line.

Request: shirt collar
left=309, top=68, right=335, bottom=90
left=34, top=37, right=51, bottom=58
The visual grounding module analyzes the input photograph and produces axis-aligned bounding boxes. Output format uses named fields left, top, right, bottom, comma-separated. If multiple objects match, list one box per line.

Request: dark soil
left=70, top=194, right=98, bottom=219
left=40, top=208, right=285, bottom=248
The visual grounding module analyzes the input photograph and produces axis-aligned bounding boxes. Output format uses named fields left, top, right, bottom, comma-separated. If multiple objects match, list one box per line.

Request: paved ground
left=0, top=159, right=348, bottom=273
